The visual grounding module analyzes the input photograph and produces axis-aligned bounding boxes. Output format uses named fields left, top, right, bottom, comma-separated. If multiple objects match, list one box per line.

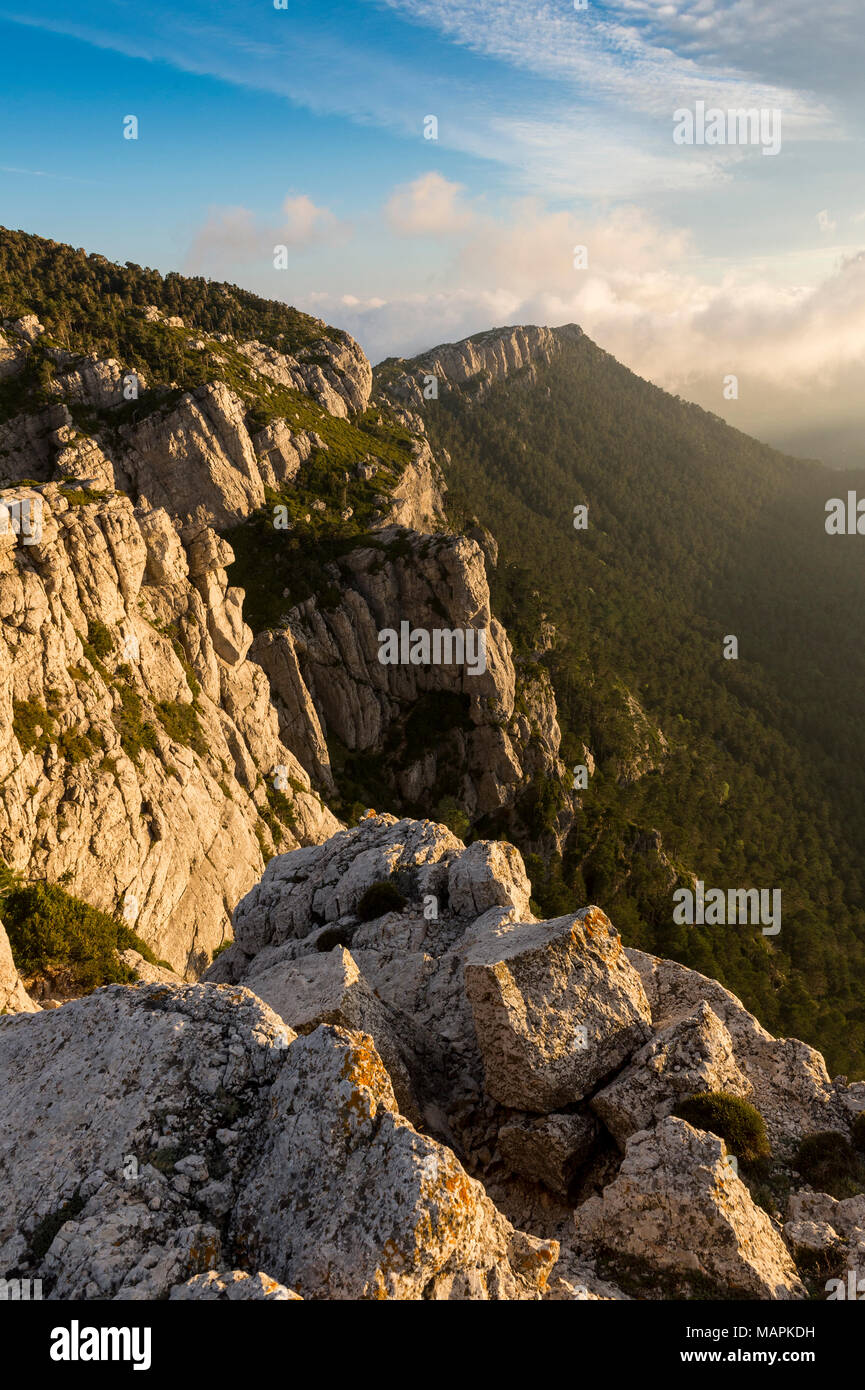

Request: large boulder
left=0, top=981, right=555, bottom=1302
left=0, top=982, right=293, bottom=1298
left=464, top=907, right=652, bottom=1112
left=627, top=948, right=858, bottom=1153
left=240, top=944, right=420, bottom=1121
left=232, top=1024, right=558, bottom=1300
left=498, top=1111, right=600, bottom=1198
left=575, top=1116, right=806, bottom=1300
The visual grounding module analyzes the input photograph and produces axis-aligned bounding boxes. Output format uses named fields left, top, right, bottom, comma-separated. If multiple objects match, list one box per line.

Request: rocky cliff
left=0, top=480, right=336, bottom=975
left=378, top=323, right=584, bottom=408
left=0, top=297, right=573, bottom=981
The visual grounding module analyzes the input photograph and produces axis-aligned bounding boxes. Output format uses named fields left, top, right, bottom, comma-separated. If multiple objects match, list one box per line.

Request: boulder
left=575, top=1116, right=806, bottom=1300
left=591, top=1002, right=752, bottom=1147
left=232, top=1024, right=558, bottom=1300
left=464, top=907, right=652, bottom=1111
left=242, top=945, right=420, bottom=1120
left=170, top=1270, right=301, bottom=1300
left=498, top=1111, right=600, bottom=1198
left=628, top=948, right=854, bottom=1153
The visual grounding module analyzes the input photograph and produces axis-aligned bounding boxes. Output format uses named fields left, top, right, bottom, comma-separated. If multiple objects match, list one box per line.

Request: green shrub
left=85, top=618, right=114, bottom=659
left=155, top=700, right=207, bottom=757
left=113, top=685, right=158, bottom=763
left=673, top=1091, right=771, bottom=1163
left=435, top=795, right=471, bottom=841
left=794, top=1132, right=864, bottom=1197
left=12, top=699, right=55, bottom=756
left=356, top=880, right=408, bottom=922
left=56, top=725, right=103, bottom=765
left=2, top=879, right=136, bottom=993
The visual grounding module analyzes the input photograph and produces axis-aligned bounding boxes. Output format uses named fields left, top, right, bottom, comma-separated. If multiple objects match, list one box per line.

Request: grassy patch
left=12, top=699, right=54, bottom=756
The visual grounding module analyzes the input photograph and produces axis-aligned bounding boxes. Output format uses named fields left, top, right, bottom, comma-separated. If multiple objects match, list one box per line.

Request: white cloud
left=384, top=173, right=476, bottom=237
left=279, top=194, right=344, bottom=247
left=306, top=197, right=865, bottom=463
left=382, top=0, right=837, bottom=130
left=186, top=194, right=349, bottom=269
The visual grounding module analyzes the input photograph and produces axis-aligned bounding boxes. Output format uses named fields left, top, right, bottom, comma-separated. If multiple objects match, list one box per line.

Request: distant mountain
left=377, top=324, right=865, bottom=1077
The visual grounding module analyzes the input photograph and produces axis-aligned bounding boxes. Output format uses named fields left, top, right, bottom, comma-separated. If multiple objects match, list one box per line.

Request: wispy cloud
left=186, top=193, right=350, bottom=271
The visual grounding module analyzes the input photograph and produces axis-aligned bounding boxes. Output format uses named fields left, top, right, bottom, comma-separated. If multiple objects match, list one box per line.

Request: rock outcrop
left=277, top=527, right=572, bottom=841
left=380, top=324, right=584, bottom=409
left=627, top=948, right=861, bottom=1153
left=2, top=814, right=863, bottom=1301
left=0, top=982, right=556, bottom=1301
left=0, top=915, right=38, bottom=1014
left=464, top=908, right=652, bottom=1111
left=574, top=1117, right=806, bottom=1299
left=0, top=482, right=336, bottom=972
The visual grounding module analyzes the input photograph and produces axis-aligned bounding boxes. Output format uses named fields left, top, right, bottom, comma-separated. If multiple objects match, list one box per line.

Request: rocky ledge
left=1, top=814, right=863, bottom=1301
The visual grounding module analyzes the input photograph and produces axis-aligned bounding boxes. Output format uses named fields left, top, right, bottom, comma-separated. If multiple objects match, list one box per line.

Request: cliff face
left=258, top=526, right=571, bottom=841
left=380, top=323, right=584, bottom=408
left=0, top=481, right=336, bottom=974
left=0, top=303, right=573, bottom=974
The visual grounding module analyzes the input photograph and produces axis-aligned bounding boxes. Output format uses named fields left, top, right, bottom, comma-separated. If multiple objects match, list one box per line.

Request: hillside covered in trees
left=377, top=328, right=865, bottom=1077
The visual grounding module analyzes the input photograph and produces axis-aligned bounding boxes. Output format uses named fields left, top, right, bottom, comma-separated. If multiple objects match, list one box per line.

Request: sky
left=1, top=0, right=865, bottom=464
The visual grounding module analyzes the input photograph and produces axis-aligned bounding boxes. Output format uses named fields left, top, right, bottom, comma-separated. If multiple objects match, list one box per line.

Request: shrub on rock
left=673, top=1091, right=770, bottom=1164
left=794, top=1131, right=864, bottom=1197
left=356, top=880, right=408, bottom=921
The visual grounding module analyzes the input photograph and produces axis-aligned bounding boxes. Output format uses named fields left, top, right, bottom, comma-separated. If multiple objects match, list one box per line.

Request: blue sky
left=2, top=0, right=865, bottom=461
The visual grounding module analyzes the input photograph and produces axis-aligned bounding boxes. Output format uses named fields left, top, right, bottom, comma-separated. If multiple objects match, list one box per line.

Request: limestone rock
left=0, top=404, right=74, bottom=486
left=119, top=383, right=266, bottom=529
left=0, top=915, right=38, bottom=1014
left=464, top=907, right=652, bottom=1112
left=0, top=975, right=558, bottom=1302
left=575, top=1116, right=806, bottom=1299
left=785, top=1190, right=865, bottom=1282
left=170, top=1270, right=301, bottom=1300
left=628, top=948, right=854, bottom=1153
left=448, top=840, right=533, bottom=921
left=9, top=314, right=44, bottom=344
left=55, top=355, right=146, bottom=410
left=241, top=945, right=419, bottom=1120
left=232, top=1024, right=558, bottom=1300
left=0, top=484, right=337, bottom=972
left=118, top=950, right=182, bottom=985
left=0, top=982, right=294, bottom=1298
left=382, top=325, right=583, bottom=408
left=285, top=527, right=571, bottom=838
left=591, top=1002, right=752, bottom=1147
left=498, top=1112, right=600, bottom=1198
left=249, top=627, right=334, bottom=789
